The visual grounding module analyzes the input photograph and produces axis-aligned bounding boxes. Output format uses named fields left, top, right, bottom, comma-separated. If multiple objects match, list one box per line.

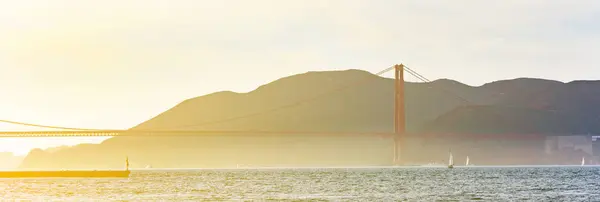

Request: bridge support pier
left=393, top=64, right=405, bottom=166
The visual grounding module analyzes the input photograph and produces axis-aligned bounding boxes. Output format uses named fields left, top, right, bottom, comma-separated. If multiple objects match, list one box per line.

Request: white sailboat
left=466, top=156, right=470, bottom=166
left=581, top=157, right=585, bottom=166
left=448, top=151, right=454, bottom=169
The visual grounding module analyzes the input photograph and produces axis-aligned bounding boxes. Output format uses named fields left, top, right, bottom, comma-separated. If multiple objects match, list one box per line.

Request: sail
left=449, top=153, right=454, bottom=166
left=466, top=156, right=470, bottom=166
left=581, top=157, right=585, bottom=166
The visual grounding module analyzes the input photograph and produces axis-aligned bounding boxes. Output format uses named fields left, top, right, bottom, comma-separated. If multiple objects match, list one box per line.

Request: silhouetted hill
left=423, top=105, right=587, bottom=135
left=19, top=70, right=600, bottom=169
left=42, top=145, right=72, bottom=153
left=118, top=69, right=494, bottom=135
left=480, top=78, right=565, bottom=107
left=420, top=78, right=600, bottom=135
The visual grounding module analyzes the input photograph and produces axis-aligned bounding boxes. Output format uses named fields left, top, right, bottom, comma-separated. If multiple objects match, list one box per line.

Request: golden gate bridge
left=0, top=64, right=516, bottom=165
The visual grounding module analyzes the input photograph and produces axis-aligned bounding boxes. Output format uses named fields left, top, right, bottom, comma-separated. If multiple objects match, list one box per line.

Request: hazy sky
left=1, top=0, right=600, bottom=155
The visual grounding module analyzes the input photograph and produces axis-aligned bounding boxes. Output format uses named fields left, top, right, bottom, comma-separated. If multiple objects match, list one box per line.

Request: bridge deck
left=0, top=130, right=396, bottom=138
left=0, top=130, right=547, bottom=140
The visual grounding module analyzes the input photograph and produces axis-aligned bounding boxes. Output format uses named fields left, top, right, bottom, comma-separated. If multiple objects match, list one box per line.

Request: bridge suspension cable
left=0, top=119, right=106, bottom=131
left=0, top=66, right=396, bottom=132
left=0, top=64, right=484, bottom=133
left=0, top=65, right=476, bottom=132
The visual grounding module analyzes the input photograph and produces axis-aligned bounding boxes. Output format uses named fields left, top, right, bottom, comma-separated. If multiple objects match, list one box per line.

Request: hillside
left=18, top=69, right=600, bottom=169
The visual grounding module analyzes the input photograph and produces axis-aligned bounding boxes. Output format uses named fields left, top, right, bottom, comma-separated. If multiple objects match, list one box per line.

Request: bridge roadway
left=0, top=130, right=396, bottom=138
left=0, top=130, right=546, bottom=140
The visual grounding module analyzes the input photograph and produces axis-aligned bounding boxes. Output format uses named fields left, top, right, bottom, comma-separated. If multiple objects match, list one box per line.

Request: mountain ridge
left=19, top=69, right=600, bottom=169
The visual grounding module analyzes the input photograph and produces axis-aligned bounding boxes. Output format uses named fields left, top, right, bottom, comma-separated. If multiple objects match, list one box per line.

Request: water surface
left=2, top=166, right=599, bottom=201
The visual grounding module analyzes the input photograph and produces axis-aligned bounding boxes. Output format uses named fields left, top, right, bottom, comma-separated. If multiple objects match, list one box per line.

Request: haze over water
left=2, top=1, right=600, bottom=201
left=2, top=166, right=598, bottom=201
